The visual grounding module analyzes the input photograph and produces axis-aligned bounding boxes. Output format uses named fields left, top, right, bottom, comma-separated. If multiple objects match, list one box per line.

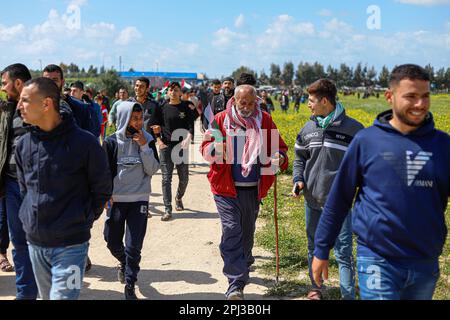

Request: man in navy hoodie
left=312, top=64, right=449, bottom=300
left=15, top=77, right=112, bottom=300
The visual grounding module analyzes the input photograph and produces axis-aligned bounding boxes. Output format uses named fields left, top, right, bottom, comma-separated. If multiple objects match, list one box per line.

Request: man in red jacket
left=200, top=85, right=289, bottom=300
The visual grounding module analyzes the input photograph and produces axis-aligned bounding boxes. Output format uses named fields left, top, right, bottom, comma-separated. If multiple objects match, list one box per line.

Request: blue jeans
left=357, top=249, right=440, bottom=300
left=28, top=242, right=89, bottom=300
left=5, top=177, right=38, bottom=299
left=0, top=197, right=9, bottom=254
left=306, top=203, right=355, bottom=300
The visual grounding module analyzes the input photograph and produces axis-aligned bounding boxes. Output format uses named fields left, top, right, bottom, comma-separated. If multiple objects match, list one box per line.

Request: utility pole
left=119, top=56, right=122, bottom=72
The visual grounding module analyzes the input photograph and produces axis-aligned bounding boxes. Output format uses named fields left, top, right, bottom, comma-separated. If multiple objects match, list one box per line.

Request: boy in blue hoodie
left=312, top=64, right=450, bottom=300
left=103, top=101, right=160, bottom=300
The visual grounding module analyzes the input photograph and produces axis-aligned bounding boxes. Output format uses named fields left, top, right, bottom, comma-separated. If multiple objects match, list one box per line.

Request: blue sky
left=0, top=0, right=449, bottom=77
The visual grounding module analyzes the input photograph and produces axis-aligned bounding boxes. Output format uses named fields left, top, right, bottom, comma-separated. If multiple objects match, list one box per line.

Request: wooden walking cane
left=273, top=174, right=280, bottom=284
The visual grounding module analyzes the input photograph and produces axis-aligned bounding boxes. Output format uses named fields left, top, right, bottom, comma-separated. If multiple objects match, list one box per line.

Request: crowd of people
left=0, top=63, right=448, bottom=301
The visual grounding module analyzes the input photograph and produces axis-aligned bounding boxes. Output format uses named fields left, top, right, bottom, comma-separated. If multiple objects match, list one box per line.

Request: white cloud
left=0, top=3, right=447, bottom=78
left=182, top=42, right=200, bottom=55
left=291, top=22, right=315, bottom=35
left=18, top=38, right=57, bottom=55
left=266, top=15, right=315, bottom=36
left=319, top=18, right=353, bottom=39
left=212, top=27, right=247, bottom=47
left=396, top=0, right=450, bottom=5
left=257, top=15, right=315, bottom=50
left=325, top=18, right=352, bottom=33
left=352, top=34, right=366, bottom=41
left=207, top=14, right=449, bottom=77
left=85, top=22, right=115, bottom=39
left=0, top=5, right=144, bottom=70
left=32, top=9, right=68, bottom=36
left=235, top=14, right=245, bottom=28
left=115, top=27, right=142, bottom=45
left=0, top=24, right=25, bottom=42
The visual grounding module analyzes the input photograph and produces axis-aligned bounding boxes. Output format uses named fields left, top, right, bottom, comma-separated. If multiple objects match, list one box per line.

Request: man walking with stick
left=201, top=85, right=289, bottom=300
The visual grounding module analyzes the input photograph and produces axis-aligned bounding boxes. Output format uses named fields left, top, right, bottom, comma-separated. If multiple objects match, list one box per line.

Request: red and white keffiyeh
left=223, top=97, right=263, bottom=178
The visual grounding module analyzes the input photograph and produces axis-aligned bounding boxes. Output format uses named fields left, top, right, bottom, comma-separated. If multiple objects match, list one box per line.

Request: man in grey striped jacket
left=292, top=79, right=364, bottom=300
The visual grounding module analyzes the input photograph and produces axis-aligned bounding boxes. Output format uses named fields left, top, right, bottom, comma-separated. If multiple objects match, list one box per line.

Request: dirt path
left=0, top=123, right=278, bottom=300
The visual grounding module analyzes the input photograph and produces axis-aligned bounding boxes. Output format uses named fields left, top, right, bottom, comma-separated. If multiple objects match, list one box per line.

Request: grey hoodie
left=112, top=101, right=160, bottom=202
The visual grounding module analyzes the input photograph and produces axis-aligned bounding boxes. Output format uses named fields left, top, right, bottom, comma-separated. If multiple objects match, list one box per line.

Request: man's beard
left=223, top=88, right=234, bottom=97
left=395, top=109, right=427, bottom=128
left=7, top=87, right=20, bottom=102
left=238, top=109, right=253, bottom=118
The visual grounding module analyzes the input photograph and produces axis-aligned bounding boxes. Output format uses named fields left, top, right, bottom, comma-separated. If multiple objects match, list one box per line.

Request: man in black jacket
left=202, top=78, right=235, bottom=130
left=15, top=77, right=112, bottom=300
left=43, top=64, right=101, bottom=139
left=0, top=63, right=38, bottom=300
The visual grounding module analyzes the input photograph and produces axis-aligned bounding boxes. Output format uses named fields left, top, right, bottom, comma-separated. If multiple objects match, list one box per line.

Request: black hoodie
left=15, top=112, right=112, bottom=247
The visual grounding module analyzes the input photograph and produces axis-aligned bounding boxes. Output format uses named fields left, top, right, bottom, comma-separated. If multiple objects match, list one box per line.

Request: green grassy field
left=256, top=94, right=450, bottom=300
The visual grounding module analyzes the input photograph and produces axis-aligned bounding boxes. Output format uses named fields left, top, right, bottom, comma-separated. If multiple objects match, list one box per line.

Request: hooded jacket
left=103, top=101, right=160, bottom=203
left=314, top=110, right=450, bottom=263
left=15, top=111, right=112, bottom=248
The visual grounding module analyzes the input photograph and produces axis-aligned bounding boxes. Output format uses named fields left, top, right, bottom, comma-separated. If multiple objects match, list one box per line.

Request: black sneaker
left=85, top=256, right=92, bottom=273
left=125, top=284, right=138, bottom=300
left=175, top=198, right=184, bottom=211
left=227, top=289, right=244, bottom=300
left=117, top=264, right=125, bottom=284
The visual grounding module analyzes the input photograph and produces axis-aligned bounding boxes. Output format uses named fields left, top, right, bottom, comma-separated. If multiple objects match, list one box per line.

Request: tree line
left=231, top=62, right=450, bottom=90
left=25, top=61, right=450, bottom=96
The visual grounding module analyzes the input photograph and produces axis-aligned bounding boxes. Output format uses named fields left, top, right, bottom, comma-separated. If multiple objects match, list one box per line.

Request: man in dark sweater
left=150, top=82, right=194, bottom=221
left=312, top=64, right=450, bottom=300
left=16, top=77, right=111, bottom=299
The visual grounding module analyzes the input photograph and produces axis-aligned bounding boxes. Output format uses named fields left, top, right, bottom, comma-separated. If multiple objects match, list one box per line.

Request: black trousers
left=160, top=146, right=189, bottom=212
left=104, top=201, right=149, bottom=286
